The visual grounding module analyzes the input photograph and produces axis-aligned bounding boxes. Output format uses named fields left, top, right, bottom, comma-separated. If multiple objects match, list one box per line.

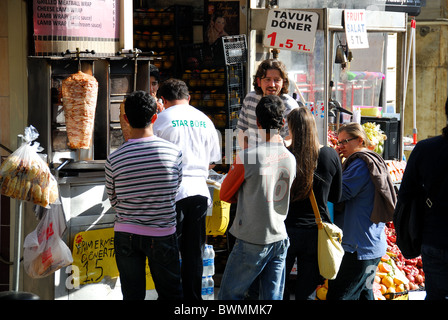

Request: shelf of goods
left=133, top=5, right=193, bottom=80
left=180, top=35, right=247, bottom=167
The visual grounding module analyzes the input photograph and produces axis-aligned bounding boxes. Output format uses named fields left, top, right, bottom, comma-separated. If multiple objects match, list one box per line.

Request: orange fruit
left=316, top=286, right=327, bottom=300
left=323, top=279, right=328, bottom=289
left=380, top=284, right=387, bottom=294
left=382, top=275, right=394, bottom=288
left=381, top=254, right=390, bottom=262
left=393, top=276, right=404, bottom=285
left=396, top=283, right=405, bottom=292
left=378, top=262, right=392, bottom=273
left=387, top=286, right=396, bottom=294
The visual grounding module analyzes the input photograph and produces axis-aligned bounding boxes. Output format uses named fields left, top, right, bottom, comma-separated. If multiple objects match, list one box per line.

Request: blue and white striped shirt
left=105, top=135, right=182, bottom=236
left=237, top=91, right=299, bottom=139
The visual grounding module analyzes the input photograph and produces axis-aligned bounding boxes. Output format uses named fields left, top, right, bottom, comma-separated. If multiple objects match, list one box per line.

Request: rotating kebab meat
left=62, top=70, right=98, bottom=149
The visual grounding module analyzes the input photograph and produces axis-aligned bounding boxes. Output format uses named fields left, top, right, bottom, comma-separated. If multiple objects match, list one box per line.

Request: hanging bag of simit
left=0, top=125, right=58, bottom=207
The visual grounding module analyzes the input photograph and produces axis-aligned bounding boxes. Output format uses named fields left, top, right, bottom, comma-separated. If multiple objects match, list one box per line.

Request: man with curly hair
left=237, top=59, right=299, bottom=149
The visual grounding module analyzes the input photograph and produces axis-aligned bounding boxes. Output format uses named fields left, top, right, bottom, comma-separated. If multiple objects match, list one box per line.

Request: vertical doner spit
left=62, top=71, right=98, bottom=149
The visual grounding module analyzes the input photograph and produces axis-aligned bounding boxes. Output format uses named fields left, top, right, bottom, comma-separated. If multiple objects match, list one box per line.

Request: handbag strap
left=309, top=190, right=323, bottom=230
left=425, top=164, right=448, bottom=209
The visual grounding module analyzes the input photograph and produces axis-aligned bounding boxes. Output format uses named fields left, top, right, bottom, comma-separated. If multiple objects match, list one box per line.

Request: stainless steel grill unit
left=27, top=54, right=154, bottom=299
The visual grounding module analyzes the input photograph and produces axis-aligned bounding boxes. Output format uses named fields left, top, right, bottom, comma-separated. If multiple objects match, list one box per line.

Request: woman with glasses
left=326, top=122, right=396, bottom=300
left=284, top=107, right=342, bottom=300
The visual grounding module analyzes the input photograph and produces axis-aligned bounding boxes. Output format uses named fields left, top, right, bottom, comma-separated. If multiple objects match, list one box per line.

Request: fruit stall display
left=378, top=222, right=425, bottom=298
left=316, top=222, right=425, bottom=301
left=327, top=122, right=390, bottom=158
left=362, top=122, right=387, bottom=155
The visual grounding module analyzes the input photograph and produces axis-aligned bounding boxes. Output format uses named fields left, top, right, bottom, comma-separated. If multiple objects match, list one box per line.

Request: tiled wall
left=0, top=0, right=11, bottom=292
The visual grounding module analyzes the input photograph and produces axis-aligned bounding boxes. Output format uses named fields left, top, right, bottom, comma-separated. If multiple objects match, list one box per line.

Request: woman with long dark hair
left=284, top=107, right=342, bottom=300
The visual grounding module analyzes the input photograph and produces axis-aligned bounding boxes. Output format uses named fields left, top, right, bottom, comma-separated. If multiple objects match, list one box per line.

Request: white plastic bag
left=0, top=126, right=58, bottom=207
left=23, top=201, right=73, bottom=278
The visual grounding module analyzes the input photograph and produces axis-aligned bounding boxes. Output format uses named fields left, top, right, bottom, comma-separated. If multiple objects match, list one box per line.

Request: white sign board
left=264, top=9, right=319, bottom=53
left=344, top=10, right=369, bottom=49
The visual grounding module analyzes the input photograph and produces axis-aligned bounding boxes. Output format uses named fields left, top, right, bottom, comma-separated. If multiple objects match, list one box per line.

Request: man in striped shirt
left=237, top=59, right=299, bottom=149
left=105, top=90, right=183, bottom=300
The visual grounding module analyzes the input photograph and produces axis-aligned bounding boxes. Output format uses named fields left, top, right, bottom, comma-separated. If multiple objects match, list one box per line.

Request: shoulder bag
left=310, top=190, right=345, bottom=280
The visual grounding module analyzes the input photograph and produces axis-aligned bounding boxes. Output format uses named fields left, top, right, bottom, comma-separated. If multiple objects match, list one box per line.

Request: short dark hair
left=124, top=90, right=157, bottom=129
left=255, top=95, right=285, bottom=130
left=158, top=78, right=190, bottom=101
left=149, top=64, right=160, bottom=82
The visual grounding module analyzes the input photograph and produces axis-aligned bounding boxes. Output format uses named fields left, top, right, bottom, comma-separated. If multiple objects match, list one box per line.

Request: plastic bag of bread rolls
left=0, top=126, right=58, bottom=207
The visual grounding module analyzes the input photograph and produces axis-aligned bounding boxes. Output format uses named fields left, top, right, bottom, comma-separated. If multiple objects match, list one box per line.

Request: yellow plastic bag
left=205, top=173, right=230, bottom=236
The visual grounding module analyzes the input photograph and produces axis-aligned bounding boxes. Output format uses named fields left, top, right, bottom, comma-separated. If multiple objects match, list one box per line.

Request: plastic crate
left=221, top=35, right=247, bottom=65
left=384, top=290, right=409, bottom=300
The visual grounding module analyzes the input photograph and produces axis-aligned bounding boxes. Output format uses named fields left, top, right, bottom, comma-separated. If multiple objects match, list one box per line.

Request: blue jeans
left=218, top=238, right=290, bottom=300
left=326, top=251, right=380, bottom=300
left=421, top=244, right=448, bottom=300
left=114, top=231, right=183, bottom=300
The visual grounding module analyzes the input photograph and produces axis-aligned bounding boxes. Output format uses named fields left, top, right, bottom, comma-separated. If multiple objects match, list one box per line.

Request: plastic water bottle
left=201, top=276, right=208, bottom=300
left=208, top=245, right=215, bottom=276
left=207, top=275, right=214, bottom=300
left=202, top=245, right=210, bottom=276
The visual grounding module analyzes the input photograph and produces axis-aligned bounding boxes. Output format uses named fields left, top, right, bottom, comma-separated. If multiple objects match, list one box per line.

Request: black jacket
left=397, top=135, right=448, bottom=249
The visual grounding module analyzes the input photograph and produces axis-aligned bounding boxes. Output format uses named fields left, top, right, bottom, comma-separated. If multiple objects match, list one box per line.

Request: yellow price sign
left=72, top=228, right=154, bottom=290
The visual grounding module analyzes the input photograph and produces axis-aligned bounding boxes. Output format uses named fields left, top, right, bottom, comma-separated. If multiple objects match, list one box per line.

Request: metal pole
left=12, top=136, right=24, bottom=291
left=12, top=200, right=23, bottom=291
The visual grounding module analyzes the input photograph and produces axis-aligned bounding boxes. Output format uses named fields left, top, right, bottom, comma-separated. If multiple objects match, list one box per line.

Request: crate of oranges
left=373, top=254, right=409, bottom=300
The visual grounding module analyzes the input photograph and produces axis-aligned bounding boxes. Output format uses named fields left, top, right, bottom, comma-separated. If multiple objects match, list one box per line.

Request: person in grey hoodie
left=218, top=95, right=296, bottom=300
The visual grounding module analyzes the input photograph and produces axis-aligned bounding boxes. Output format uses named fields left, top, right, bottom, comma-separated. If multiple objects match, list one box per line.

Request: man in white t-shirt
left=154, top=78, right=222, bottom=300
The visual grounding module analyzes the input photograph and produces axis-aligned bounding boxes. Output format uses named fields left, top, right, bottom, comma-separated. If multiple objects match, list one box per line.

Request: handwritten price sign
left=72, top=228, right=155, bottom=289
left=264, top=9, right=319, bottom=53
left=344, top=10, right=369, bottom=49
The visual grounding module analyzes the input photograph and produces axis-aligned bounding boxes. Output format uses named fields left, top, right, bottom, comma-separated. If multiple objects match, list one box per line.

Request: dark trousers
left=114, top=231, right=183, bottom=300
left=284, top=226, right=324, bottom=300
left=176, top=195, right=208, bottom=300
left=327, top=251, right=380, bottom=300
left=421, top=244, right=448, bottom=300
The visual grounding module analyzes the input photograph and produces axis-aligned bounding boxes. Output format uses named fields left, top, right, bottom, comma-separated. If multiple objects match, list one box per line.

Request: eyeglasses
left=336, top=137, right=358, bottom=146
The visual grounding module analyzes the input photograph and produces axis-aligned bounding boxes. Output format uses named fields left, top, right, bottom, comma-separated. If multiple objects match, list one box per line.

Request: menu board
left=33, top=0, right=120, bottom=56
